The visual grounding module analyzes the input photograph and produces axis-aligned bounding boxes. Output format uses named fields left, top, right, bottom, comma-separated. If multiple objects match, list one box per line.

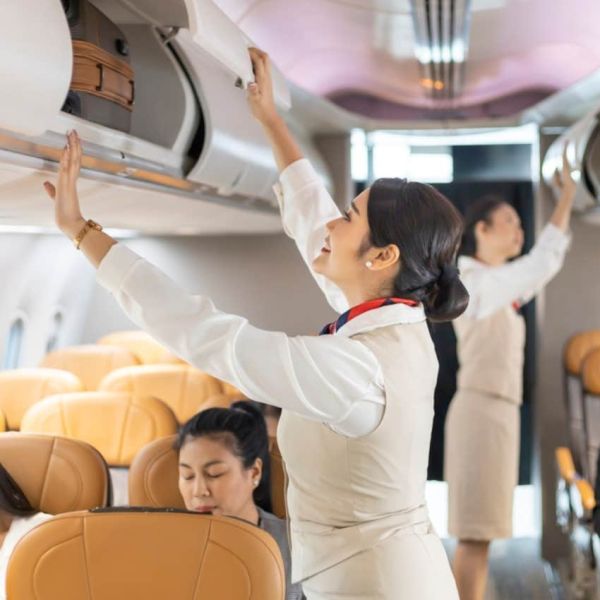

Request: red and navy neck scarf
left=319, top=297, right=419, bottom=336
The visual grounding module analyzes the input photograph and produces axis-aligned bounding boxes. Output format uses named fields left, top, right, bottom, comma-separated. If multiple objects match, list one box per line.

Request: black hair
left=175, top=401, right=272, bottom=513
left=459, top=195, right=509, bottom=257
left=366, top=178, right=469, bottom=323
left=0, top=463, right=36, bottom=517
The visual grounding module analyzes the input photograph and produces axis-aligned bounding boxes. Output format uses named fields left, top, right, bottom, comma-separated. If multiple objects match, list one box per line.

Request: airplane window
left=2, top=318, right=25, bottom=370
left=46, top=312, right=63, bottom=353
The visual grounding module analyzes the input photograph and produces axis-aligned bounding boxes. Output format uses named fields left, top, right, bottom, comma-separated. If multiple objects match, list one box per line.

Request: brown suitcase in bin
left=62, top=0, right=134, bottom=132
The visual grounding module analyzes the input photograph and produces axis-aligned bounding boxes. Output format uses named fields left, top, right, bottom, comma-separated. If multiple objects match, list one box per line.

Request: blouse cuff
left=96, top=243, right=142, bottom=293
left=539, top=223, right=571, bottom=253
left=277, top=158, right=321, bottom=198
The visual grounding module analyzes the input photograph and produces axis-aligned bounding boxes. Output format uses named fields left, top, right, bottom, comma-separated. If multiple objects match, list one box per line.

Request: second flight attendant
left=44, top=49, right=469, bottom=599
left=444, top=150, right=576, bottom=600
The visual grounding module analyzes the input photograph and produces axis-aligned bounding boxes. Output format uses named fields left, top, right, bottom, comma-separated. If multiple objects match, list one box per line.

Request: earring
left=253, top=480, right=259, bottom=487
left=365, top=261, right=373, bottom=269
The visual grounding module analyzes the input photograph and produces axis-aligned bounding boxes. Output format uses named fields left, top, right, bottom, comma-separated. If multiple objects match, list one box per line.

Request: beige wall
left=535, top=136, right=600, bottom=561
left=83, top=232, right=338, bottom=344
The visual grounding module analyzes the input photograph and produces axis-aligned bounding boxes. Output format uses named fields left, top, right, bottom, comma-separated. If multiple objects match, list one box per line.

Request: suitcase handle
left=71, top=40, right=135, bottom=111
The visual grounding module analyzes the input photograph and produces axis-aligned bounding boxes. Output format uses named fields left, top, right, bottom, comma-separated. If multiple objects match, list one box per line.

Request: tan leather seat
left=129, top=435, right=287, bottom=517
left=0, top=432, right=109, bottom=512
left=582, top=348, right=600, bottom=484
left=20, top=392, right=178, bottom=467
left=40, top=345, right=139, bottom=391
left=99, top=364, right=224, bottom=423
left=97, top=330, right=184, bottom=365
left=222, top=381, right=248, bottom=401
left=0, top=368, right=83, bottom=430
left=7, top=510, right=285, bottom=600
left=563, top=330, right=600, bottom=476
left=0, top=409, right=6, bottom=432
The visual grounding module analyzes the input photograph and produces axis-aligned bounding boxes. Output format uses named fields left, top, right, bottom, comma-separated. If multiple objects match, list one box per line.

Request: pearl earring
left=253, top=480, right=259, bottom=487
left=365, top=261, right=373, bottom=269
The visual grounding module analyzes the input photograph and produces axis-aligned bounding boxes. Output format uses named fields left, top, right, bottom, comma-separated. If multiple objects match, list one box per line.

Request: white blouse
left=458, top=223, right=570, bottom=320
left=97, top=159, right=427, bottom=437
left=0, top=513, right=52, bottom=599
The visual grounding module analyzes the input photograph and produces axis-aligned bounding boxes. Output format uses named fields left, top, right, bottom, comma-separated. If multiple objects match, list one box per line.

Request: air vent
left=409, top=0, right=472, bottom=99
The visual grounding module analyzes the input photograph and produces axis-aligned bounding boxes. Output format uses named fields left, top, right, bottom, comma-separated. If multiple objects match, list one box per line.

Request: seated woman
left=175, top=401, right=303, bottom=600
left=0, top=464, right=51, bottom=599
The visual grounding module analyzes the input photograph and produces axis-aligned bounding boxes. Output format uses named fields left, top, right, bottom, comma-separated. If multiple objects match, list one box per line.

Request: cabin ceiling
left=214, top=0, right=600, bottom=120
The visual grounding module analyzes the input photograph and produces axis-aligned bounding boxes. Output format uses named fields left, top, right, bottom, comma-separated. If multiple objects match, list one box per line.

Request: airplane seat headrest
left=40, top=344, right=139, bottom=390
left=99, top=364, right=223, bottom=423
left=7, top=509, right=285, bottom=600
left=0, top=432, right=110, bottom=513
left=583, top=348, right=600, bottom=395
left=129, top=435, right=287, bottom=518
left=20, top=392, right=178, bottom=467
left=128, top=434, right=183, bottom=508
left=0, top=368, right=83, bottom=430
left=564, top=330, right=600, bottom=375
left=97, top=330, right=185, bottom=365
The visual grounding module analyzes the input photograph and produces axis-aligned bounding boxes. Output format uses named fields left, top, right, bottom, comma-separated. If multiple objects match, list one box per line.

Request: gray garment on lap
left=258, top=507, right=305, bottom=600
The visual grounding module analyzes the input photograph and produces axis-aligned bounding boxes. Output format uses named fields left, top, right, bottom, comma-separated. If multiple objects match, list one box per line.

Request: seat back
left=0, top=432, right=109, bottom=512
left=583, top=348, right=600, bottom=485
left=563, top=330, right=600, bottom=475
left=7, top=509, right=285, bottom=600
left=128, top=435, right=287, bottom=517
left=99, top=364, right=223, bottom=423
left=20, top=392, right=178, bottom=467
left=40, top=345, right=139, bottom=390
left=97, top=330, right=184, bottom=365
left=0, top=368, right=82, bottom=430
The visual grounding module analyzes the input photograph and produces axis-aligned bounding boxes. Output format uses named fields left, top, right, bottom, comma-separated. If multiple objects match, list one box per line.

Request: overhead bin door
left=0, top=0, right=72, bottom=136
left=173, top=28, right=279, bottom=200
left=543, top=109, right=600, bottom=215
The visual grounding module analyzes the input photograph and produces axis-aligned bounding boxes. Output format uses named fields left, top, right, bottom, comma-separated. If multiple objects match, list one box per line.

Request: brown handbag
left=71, top=40, right=135, bottom=111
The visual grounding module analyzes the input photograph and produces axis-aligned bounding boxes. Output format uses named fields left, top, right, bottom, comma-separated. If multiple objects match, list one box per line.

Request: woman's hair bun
left=422, top=264, right=470, bottom=323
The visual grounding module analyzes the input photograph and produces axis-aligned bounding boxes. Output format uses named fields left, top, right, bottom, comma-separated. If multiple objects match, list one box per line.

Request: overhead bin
left=183, top=0, right=291, bottom=112
left=543, top=108, right=600, bottom=218
left=0, top=0, right=331, bottom=232
left=0, top=0, right=72, bottom=136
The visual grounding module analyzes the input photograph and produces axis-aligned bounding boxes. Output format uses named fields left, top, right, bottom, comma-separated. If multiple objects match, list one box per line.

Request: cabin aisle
left=444, top=538, right=566, bottom=600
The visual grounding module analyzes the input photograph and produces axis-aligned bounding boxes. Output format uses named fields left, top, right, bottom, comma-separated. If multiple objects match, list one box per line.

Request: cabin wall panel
left=83, top=233, right=337, bottom=344
left=535, top=137, right=600, bottom=562
left=0, top=234, right=96, bottom=368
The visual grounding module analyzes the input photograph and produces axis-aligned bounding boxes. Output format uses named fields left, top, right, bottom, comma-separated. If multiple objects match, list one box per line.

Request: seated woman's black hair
left=0, top=463, right=36, bottom=517
left=175, top=401, right=272, bottom=513
left=367, top=178, right=470, bottom=322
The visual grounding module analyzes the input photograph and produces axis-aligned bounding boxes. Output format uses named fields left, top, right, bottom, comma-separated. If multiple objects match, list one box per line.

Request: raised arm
left=463, top=146, right=576, bottom=319
left=43, top=132, right=382, bottom=437
left=247, top=47, right=303, bottom=173
left=247, top=48, right=348, bottom=313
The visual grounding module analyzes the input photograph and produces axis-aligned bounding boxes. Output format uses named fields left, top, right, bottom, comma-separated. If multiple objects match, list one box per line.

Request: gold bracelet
left=73, top=219, right=103, bottom=249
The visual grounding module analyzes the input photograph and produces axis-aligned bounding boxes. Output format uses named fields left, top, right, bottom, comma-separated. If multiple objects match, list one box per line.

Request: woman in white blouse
left=444, top=151, right=576, bottom=600
left=44, top=49, right=468, bottom=599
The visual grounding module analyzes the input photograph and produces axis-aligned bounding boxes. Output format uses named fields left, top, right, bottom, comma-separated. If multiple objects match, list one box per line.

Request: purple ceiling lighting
left=214, top=0, right=600, bottom=120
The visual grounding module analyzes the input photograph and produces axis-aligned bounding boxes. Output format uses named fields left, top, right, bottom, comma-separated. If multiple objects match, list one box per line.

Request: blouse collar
left=333, top=302, right=426, bottom=338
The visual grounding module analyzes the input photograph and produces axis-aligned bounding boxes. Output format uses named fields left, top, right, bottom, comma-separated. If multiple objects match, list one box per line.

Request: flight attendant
left=44, top=49, right=468, bottom=599
left=444, top=150, right=576, bottom=600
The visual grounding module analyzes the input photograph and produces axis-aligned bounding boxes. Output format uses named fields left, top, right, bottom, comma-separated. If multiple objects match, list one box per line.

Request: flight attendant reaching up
left=444, top=147, right=576, bottom=600
left=44, top=48, right=469, bottom=599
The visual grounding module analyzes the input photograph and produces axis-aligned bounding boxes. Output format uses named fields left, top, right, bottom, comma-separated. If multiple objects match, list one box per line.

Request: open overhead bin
left=543, top=108, right=600, bottom=224
left=0, top=0, right=331, bottom=233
